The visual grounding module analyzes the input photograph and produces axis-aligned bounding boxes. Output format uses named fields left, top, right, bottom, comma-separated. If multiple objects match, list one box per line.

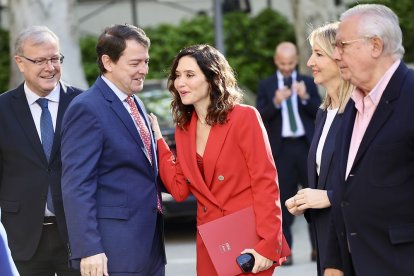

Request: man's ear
left=15, top=56, right=25, bottom=73
left=101, top=55, right=113, bottom=72
left=371, top=37, right=384, bottom=58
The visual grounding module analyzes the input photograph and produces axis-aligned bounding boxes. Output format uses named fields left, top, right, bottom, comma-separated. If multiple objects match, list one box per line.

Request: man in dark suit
left=256, top=41, right=321, bottom=264
left=61, top=24, right=165, bottom=276
left=0, top=26, right=81, bottom=275
left=324, top=4, right=414, bottom=276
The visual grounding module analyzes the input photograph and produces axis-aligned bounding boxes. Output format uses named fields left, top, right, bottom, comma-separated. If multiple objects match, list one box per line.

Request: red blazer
left=158, top=104, right=284, bottom=276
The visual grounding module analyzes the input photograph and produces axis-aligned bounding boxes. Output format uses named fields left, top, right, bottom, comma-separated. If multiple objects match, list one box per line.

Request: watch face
left=236, top=253, right=255, bottom=273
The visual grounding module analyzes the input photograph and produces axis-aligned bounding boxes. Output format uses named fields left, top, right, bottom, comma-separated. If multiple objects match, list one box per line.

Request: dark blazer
left=0, top=82, right=81, bottom=261
left=61, top=76, right=165, bottom=273
left=256, top=73, right=320, bottom=157
left=325, top=62, right=414, bottom=275
left=305, top=106, right=349, bottom=276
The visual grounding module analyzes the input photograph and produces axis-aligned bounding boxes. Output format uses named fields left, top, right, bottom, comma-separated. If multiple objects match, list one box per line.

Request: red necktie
left=126, top=96, right=163, bottom=213
left=126, top=96, right=153, bottom=164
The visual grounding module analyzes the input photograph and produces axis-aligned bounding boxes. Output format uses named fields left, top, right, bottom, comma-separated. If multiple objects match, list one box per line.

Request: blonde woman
left=285, top=22, right=353, bottom=276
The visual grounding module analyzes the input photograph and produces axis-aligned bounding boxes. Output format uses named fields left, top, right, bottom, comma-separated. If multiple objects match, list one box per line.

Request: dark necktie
left=283, top=77, right=298, bottom=132
left=36, top=98, right=55, bottom=213
left=125, top=96, right=163, bottom=213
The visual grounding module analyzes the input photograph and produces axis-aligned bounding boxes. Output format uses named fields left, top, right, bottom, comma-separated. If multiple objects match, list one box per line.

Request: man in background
left=0, top=25, right=81, bottom=275
left=256, top=41, right=321, bottom=265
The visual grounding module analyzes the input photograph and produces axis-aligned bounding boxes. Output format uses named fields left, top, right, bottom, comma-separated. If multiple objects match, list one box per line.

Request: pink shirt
left=345, top=59, right=400, bottom=179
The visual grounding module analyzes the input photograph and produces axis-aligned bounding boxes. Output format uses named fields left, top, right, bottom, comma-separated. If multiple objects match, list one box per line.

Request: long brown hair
left=168, top=44, right=242, bottom=129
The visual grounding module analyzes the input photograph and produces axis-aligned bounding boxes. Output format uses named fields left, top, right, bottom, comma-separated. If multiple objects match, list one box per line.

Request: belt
left=283, top=136, right=306, bottom=141
left=43, top=216, right=56, bottom=226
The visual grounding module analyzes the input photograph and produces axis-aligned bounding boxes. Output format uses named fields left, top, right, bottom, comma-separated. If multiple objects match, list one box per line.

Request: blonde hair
left=308, top=22, right=354, bottom=113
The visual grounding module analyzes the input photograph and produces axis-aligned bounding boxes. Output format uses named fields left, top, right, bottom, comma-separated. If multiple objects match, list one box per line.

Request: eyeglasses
left=20, top=54, right=64, bottom=66
left=332, top=37, right=371, bottom=54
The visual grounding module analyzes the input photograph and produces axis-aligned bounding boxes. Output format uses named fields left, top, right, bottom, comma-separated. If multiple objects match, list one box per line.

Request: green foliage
left=79, top=36, right=99, bottom=85
left=145, top=15, right=214, bottom=80
left=224, top=9, right=295, bottom=92
left=0, top=29, right=10, bottom=93
left=145, top=9, right=294, bottom=93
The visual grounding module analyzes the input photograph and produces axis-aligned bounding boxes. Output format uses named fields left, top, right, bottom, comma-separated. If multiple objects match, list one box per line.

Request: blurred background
left=0, top=1, right=412, bottom=275
left=0, top=0, right=413, bottom=94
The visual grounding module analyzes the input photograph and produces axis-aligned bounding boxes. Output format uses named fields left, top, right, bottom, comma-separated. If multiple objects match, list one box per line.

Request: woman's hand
left=240, top=249, right=273, bottom=274
left=148, top=113, right=163, bottom=140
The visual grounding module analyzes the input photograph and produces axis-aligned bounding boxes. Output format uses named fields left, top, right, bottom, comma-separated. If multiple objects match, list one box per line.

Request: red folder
left=198, top=206, right=290, bottom=276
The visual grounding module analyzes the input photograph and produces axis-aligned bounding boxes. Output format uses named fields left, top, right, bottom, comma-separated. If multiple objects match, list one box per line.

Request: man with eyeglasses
left=0, top=25, right=82, bottom=275
left=324, top=4, right=414, bottom=276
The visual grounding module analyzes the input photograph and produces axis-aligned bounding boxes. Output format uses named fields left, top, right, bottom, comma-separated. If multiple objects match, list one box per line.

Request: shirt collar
left=277, top=70, right=297, bottom=81
left=101, top=75, right=133, bottom=103
left=351, top=59, right=401, bottom=107
left=24, top=82, right=61, bottom=105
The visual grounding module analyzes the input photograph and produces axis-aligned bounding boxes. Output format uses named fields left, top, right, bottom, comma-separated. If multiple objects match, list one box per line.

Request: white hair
left=15, top=25, right=60, bottom=56
left=341, top=4, right=404, bottom=59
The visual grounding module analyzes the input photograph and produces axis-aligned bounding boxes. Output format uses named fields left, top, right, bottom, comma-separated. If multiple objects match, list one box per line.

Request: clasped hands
left=273, top=80, right=309, bottom=106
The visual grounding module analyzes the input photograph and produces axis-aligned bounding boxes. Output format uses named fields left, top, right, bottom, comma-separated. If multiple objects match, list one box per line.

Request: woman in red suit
left=149, top=44, right=285, bottom=275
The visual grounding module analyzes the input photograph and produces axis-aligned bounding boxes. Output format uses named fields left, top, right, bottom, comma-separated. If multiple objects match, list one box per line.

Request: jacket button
left=186, top=179, right=191, bottom=184
left=218, top=175, right=224, bottom=181
left=203, top=206, right=207, bottom=212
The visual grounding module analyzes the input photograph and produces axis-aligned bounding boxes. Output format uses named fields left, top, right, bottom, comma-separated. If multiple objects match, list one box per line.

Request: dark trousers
left=15, top=219, right=80, bottom=276
left=276, top=137, right=316, bottom=250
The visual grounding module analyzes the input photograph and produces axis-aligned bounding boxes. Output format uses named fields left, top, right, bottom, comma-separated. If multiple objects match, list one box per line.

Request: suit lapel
left=49, top=85, right=75, bottom=163
left=96, top=78, right=144, bottom=147
left=177, top=115, right=220, bottom=207
left=135, top=96, right=158, bottom=171
left=203, top=116, right=232, bottom=187
left=318, top=113, right=341, bottom=189
left=308, top=110, right=325, bottom=189
left=352, top=63, right=406, bottom=171
left=339, top=102, right=357, bottom=181
left=11, top=84, right=46, bottom=163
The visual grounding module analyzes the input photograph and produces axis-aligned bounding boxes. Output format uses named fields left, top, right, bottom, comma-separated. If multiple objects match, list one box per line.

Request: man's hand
left=324, top=268, right=344, bottom=276
left=293, top=80, right=310, bottom=101
left=273, top=87, right=292, bottom=106
left=80, top=253, right=108, bottom=276
left=285, top=196, right=305, bottom=216
left=240, top=249, right=273, bottom=274
left=294, top=188, right=331, bottom=210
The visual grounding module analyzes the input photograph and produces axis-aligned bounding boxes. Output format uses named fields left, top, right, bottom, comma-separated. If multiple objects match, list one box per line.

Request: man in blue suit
left=61, top=24, right=165, bottom=276
left=324, top=4, right=414, bottom=276
left=0, top=26, right=81, bottom=276
left=256, top=42, right=321, bottom=264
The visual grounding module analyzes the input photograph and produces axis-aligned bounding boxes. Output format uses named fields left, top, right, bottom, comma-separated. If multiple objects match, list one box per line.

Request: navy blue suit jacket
left=325, top=62, right=414, bottom=275
left=305, top=105, right=349, bottom=276
left=61, top=77, right=165, bottom=273
left=256, top=73, right=320, bottom=157
left=0, top=82, right=81, bottom=261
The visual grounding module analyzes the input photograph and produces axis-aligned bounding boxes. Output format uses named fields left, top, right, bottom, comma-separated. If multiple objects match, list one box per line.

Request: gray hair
left=14, top=25, right=60, bottom=56
left=341, top=4, right=404, bottom=59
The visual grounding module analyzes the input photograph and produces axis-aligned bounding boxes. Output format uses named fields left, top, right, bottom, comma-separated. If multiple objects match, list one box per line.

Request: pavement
left=273, top=215, right=317, bottom=276
left=165, top=214, right=318, bottom=275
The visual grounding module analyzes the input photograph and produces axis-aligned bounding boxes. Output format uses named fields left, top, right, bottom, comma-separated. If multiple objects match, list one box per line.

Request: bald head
left=274, top=42, right=298, bottom=77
